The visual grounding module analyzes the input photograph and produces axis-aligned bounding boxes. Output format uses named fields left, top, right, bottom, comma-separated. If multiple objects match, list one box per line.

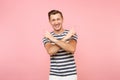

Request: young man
left=43, top=10, right=78, bottom=80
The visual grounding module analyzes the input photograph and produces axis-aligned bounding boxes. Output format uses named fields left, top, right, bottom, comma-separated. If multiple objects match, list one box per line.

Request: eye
left=57, top=18, right=60, bottom=20
left=52, top=19, right=55, bottom=21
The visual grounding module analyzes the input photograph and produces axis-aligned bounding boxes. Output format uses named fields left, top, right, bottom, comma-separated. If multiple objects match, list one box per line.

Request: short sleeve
left=42, top=37, right=51, bottom=45
left=68, top=34, right=78, bottom=41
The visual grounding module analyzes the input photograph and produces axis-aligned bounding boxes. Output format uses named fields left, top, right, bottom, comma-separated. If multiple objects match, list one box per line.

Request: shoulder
left=63, top=29, right=69, bottom=34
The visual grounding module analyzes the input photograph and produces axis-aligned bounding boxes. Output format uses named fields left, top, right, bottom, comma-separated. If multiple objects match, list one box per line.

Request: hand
left=62, top=29, right=76, bottom=41
left=68, top=29, right=76, bottom=36
left=45, top=31, right=58, bottom=42
left=45, top=31, right=53, bottom=39
left=65, top=29, right=76, bottom=39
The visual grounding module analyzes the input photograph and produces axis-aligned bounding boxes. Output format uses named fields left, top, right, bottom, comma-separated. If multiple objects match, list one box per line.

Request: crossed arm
left=44, top=30, right=77, bottom=56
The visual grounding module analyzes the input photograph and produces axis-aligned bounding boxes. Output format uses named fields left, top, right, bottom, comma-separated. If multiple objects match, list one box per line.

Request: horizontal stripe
left=52, top=52, right=72, bottom=56
left=51, top=63, right=75, bottom=67
left=50, top=56, right=74, bottom=60
left=51, top=57, right=75, bottom=63
left=51, top=54, right=73, bottom=58
left=51, top=59, right=74, bottom=63
left=50, top=69, right=76, bottom=74
left=50, top=64, right=76, bottom=69
left=51, top=67, right=76, bottom=72
left=50, top=72, right=77, bottom=76
left=42, top=29, right=78, bottom=76
left=51, top=60, right=75, bottom=66
left=51, top=66, right=76, bottom=70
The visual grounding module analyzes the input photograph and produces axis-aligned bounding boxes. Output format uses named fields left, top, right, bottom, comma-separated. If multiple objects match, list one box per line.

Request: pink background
left=0, top=0, right=120, bottom=80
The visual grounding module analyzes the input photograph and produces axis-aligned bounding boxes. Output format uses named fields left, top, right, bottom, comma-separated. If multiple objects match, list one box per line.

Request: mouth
left=54, top=24, right=60, bottom=29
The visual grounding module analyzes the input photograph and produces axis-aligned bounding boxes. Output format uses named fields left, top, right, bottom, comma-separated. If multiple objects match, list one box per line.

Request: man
left=43, top=10, right=78, bottom=80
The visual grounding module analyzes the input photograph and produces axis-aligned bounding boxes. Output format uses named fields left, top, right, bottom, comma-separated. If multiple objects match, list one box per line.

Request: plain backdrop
left=0, top=0, right=120, bottom=80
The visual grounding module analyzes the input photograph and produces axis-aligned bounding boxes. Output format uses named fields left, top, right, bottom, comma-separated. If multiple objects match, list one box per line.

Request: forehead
left=50, top=13, right=62, bottom=19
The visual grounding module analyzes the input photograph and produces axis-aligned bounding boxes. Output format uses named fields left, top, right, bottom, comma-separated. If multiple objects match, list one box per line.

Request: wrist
left=61, top=38, right=66, bottom=42
left=51, top=37, right=58, bottom=43
left=63, top=35, right=71, bottom=41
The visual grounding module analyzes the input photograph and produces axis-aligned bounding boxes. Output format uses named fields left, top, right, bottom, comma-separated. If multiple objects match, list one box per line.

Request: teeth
left=55, top=25, right=59, bottom=28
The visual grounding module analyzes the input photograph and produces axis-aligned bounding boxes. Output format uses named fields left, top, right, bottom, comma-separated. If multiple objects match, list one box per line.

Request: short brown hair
left=48, top=10, right=63, bottom=20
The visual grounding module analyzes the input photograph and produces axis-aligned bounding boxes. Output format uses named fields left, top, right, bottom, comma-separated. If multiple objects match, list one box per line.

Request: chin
left=54, top=28, right=61, bottom=31
left=54, top=29, right=60, bottom=31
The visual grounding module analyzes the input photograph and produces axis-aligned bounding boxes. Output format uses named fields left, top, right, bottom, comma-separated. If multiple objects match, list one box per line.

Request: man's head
left=48, top=10, right=63, bottom=20
left=48, top=10, right=64, bottom=32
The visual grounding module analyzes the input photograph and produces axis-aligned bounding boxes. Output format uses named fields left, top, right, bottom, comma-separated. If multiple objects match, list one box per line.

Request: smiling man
left=43, top=10, right=78, bottom=80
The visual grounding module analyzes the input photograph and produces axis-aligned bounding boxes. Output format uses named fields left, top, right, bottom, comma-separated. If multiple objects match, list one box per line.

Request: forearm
left=53, top=39, right=75, bottom=53
left=47, top=44, right=60, bottom=56
left=47, top=38, right=69, bottom=56
left=45, top=30, right=76, bottom=55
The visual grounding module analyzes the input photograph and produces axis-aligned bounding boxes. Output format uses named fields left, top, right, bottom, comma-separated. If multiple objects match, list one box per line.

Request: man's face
left=49, top=13, right=63, bottom=31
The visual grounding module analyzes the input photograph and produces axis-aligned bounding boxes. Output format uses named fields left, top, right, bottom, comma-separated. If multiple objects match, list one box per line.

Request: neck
left=54, top=28, right=64, bottom=34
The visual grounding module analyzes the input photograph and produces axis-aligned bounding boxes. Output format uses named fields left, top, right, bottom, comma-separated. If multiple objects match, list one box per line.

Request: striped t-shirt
left=43, top=29, right=78, bottom=76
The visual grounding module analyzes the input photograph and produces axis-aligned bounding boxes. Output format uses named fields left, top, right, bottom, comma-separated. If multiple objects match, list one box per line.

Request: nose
left=54, top=20, right=59, bottom=25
